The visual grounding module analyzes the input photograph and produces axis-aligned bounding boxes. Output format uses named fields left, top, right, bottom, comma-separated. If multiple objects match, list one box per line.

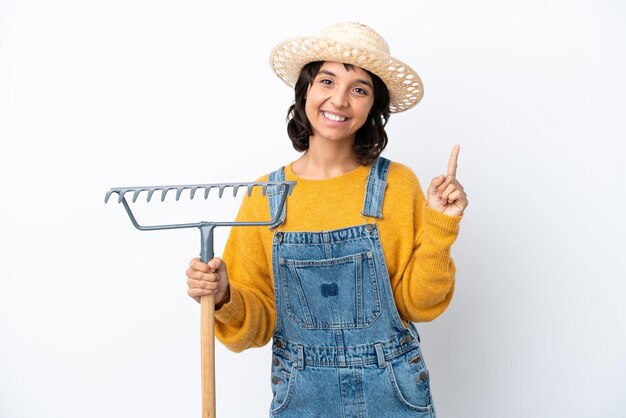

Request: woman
left=186, top=22, right=467, bottom=417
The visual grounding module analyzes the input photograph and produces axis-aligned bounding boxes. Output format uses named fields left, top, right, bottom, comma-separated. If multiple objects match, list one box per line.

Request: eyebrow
left=318, top=69, right=373, bottom=89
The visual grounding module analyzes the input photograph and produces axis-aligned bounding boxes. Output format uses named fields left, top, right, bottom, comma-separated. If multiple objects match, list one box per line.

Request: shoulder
left=387, top=160, right=417, bottom=180
left=386, top=160, right=422, bottom=193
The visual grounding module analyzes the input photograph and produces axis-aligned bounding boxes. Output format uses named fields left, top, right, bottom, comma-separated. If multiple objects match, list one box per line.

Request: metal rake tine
left=161, top=187, right=175, bottom=202
left=190, top=186, right=200, bottom=199
left=246, top=183, right=264, bottom=197
left=117, top=189, right=129, bottom=203
left=232, top=184, right=241, bottom=197
left=132, top=189, right=146, bottom=203
left=204, top=186, right=212, bottom=199
left=287, top=183, right=296, bottom=195
left=262, top=184, right=268, bottom=196
left=104, top=190, right=115, bottom=204
left=218, top=185, right=226, bottom=198
left=175, top=187, right=186, bottom=201
left=146, top=188, right=158, bottom=202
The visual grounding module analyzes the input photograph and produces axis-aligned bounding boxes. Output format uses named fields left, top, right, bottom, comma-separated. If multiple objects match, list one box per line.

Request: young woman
left=186, top=22, right=467, bottom=417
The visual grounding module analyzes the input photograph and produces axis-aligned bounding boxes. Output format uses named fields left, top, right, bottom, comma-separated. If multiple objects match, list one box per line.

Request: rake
left=105, top=180, right=296, bottom=418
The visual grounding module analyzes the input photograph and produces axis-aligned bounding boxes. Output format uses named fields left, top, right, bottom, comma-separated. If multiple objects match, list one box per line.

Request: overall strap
left=361, top=156, right=391, bottom=219
left=267, top=166, right=287, bottom=230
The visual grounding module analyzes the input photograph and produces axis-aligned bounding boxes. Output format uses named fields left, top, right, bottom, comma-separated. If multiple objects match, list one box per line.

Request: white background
left=1, top=1, right=625, bottom=417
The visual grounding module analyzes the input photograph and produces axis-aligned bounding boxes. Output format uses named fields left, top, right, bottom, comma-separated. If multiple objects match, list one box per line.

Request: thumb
left=428, top=174, right=445, bottom=195
left=208, top=257, right=226, bottom=272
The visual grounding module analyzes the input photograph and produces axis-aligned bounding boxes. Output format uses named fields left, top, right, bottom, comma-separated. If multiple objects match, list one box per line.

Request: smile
left=322, top=111, right=348, bottom=122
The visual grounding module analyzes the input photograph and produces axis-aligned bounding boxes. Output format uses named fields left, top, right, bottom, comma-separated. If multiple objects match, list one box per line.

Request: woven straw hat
left=269, top=22, right=423, bottom=113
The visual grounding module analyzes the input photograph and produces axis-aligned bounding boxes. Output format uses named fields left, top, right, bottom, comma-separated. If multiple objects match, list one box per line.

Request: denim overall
left=266, top=157, right=436, bottom=418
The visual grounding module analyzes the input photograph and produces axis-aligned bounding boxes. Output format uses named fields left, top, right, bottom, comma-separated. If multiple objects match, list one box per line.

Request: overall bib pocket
left=278, top=251, right=381, bottom=329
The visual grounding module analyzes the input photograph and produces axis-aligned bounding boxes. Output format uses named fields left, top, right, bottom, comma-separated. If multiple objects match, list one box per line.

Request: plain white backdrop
left=1, top=1, right=625, bottom=417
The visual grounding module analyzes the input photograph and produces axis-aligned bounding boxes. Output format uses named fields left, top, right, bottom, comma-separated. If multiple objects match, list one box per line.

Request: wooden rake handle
left=201, top=293, right=216, bottom=418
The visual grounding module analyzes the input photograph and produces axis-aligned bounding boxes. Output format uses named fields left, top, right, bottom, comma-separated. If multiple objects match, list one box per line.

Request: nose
left=330, top=88, right=349, bottom=108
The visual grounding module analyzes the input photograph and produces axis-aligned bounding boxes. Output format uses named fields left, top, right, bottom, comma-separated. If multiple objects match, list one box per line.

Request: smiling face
left=304, top=61, right=375, bottom=146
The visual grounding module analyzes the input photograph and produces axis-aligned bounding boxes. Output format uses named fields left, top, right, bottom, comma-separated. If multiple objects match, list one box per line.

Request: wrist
left=215, top=286, right=231, bottom=310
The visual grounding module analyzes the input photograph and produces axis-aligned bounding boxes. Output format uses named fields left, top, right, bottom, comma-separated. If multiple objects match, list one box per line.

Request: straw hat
left=269, top=22, right=423, bottom=113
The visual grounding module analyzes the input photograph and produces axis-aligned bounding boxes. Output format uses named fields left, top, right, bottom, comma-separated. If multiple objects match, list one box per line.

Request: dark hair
left=286, top=61, right=391, bottom=165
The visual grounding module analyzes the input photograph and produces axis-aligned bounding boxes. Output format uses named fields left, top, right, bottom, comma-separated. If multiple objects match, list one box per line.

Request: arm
left=396, top=197, right=462, bottom=322
left=213, top=211, right=276, bottom=352
left=387, top=159, right=465, bottom=322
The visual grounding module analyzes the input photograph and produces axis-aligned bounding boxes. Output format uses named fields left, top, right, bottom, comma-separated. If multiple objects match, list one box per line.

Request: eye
left=319, top=78, right=333, bottom=86
left=353, top=87, right=369, bottom=96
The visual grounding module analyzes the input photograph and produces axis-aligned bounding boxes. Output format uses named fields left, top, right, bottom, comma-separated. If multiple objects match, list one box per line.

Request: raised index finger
left=447, top=145, right=460, bottom=178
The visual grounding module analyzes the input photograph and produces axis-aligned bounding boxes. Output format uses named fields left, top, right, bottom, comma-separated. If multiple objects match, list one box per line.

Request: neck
left=292, top=136, right=360, bottom=180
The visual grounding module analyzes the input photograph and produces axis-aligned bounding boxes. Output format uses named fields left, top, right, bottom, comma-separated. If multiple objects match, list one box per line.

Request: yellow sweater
left=215, top=160, right=462, bottom=352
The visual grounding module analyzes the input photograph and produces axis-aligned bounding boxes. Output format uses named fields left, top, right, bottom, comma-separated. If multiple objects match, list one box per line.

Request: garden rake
left=105, top=180, right=296, bottom=418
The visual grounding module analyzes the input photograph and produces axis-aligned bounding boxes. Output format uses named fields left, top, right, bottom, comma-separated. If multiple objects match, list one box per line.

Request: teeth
left=323, top=112, right=347, bottom=122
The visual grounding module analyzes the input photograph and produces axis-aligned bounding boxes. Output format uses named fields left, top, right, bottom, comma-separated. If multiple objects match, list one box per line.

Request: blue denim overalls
left=266, top=157, right=436, bottom=418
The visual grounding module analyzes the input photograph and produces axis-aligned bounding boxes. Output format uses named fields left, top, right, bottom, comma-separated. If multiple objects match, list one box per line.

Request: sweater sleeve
left=213, top=181, right=276, bottom=352
left=392, top=166, right=463, bottom=322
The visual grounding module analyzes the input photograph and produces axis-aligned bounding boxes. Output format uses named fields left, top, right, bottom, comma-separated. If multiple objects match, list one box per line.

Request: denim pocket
left=279, top=251, right=381, bottom=329
left=269, top=353, right=297, bottom=414
left=386, top=349, right=434, bottom=412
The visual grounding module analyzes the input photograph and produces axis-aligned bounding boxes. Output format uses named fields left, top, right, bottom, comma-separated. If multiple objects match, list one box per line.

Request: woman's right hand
left=186, top=257, right=230, bottom=307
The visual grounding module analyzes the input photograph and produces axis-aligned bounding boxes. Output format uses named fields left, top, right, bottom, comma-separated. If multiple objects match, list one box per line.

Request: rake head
left=105, top=180, right=295, bottom=231
left=106, top=180, right=296, bottom=263
left=104, top=181, right=295, bottom=204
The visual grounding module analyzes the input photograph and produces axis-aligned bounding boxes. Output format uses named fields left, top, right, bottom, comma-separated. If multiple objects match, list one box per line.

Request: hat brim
left=269, top=35, right=423, bottom=113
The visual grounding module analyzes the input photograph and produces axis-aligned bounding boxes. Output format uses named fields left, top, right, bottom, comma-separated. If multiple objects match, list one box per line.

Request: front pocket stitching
left=386, top=362, right=433, bottom=413
left=270, top=364, right=298, bottom=414
left=279, top=263, right=307, bottom=329
left=355, top=252, right=363, bottom=325
left=287, top=252, right=368, bottom=267
left=365, top=255, right=381, bottom=324
left=286, top=262, right=313, bottom=324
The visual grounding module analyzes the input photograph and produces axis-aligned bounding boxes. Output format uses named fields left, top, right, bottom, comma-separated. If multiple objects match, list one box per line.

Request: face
left=304, top=61, right=375, bottom=145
